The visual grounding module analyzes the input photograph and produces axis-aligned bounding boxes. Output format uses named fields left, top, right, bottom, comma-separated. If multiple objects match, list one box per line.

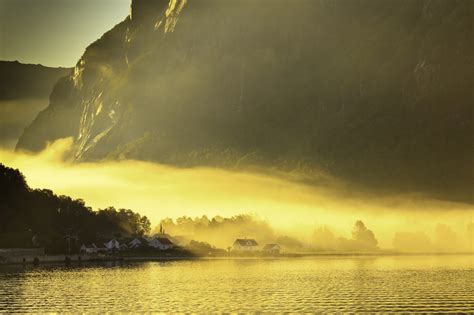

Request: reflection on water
left=0, top=255, right=473, bottom=312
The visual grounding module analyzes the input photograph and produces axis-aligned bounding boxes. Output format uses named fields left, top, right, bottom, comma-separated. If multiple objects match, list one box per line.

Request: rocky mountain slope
left=17, top=0, right=473, bottom=203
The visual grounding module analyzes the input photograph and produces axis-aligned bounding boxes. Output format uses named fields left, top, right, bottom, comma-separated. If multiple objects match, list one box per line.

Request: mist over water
left=1, top=138, right=472, bottom=251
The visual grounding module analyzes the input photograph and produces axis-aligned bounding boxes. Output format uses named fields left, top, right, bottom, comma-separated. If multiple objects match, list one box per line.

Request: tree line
left=0, top=163, right=151, bottom=254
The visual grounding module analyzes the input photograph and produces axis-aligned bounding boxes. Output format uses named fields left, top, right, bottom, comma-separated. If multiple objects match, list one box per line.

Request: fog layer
left=1, top=138, right=472, bottom=251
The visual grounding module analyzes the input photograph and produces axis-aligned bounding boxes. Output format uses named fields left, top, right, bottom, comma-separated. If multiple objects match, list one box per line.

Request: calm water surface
left=0, top=255, right=473, bottom=313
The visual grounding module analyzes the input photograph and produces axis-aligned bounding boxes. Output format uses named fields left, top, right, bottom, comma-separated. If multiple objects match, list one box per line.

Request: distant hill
left=0, top=61, right=71, bottom=148
left=16, top=0, right=473, bottom=203
left=0, top=61, right=71, bottom=100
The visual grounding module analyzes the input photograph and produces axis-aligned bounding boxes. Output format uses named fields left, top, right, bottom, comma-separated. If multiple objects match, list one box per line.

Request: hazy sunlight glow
left=1, top=138, right=472, bottom=249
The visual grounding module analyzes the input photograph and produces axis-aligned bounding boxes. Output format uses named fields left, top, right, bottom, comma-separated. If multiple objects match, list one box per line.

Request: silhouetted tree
left=0, top=163, right=151, bottom=253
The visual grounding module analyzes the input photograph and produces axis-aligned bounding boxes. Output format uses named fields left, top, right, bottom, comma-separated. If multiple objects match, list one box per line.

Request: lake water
left=0, top=255, right=473, bottom=313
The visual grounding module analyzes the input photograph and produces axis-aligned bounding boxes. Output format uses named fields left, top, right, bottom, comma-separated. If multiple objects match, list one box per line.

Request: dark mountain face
left=17, top=0, right=473, bottom=203
left=0, top=61, right=71, bottom=148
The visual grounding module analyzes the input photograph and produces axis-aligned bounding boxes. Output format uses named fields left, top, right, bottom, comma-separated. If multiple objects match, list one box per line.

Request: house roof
left=263, top=244, right=281, bottom=250
left=156, top=237, right=173, bottom=245
left=104, top=239, right=120, bottom=248
left=129, top=238, right=145, bottom=244
left=234, top=239, right=258, bottom=246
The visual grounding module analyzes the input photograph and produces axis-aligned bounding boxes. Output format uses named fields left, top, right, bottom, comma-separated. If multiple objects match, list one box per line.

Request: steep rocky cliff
left=17, top=0, right=473, bottom=202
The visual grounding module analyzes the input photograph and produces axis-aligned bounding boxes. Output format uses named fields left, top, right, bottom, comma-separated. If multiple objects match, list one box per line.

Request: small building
left=263, top=244, right=281, bottom=254
left=148, top=237, right=174, bottom=250
left=104, top=239, right=121, bottom=251
left=80, top=243, right=98, bottom=254
left=129, top=238, right=145, bottom=249
left=233, top=239, right=259, bottom=251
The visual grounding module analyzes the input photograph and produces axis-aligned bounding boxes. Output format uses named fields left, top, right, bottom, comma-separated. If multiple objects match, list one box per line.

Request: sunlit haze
left=1, top=138, right=472, bottom=250
left=0, top=1, right=473, bottom=312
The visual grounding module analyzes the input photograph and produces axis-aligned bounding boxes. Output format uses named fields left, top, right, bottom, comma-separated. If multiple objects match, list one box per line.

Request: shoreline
left=1, top=251, right=472, bottom=266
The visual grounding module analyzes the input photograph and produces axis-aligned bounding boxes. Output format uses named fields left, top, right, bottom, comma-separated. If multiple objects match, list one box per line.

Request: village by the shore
left=0, top=234, right=282, bottom=265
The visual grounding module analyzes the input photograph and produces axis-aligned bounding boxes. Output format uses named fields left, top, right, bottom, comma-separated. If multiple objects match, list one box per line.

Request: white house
left=262, top=244, right=281, bottom=254
left=129, top=238, right=144, bottom=249
left=104, top=239, right=121, bottom=251
left=80, top=243, right=98, bottom=254
left=233, top=239, right=259, bottom=251
left=148, top=237, right=174, bottom=250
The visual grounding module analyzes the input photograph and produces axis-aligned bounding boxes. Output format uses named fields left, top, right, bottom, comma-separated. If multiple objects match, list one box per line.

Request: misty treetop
left=157, top=214, right=380, bottom=252
left=157, top=214, right=278, bottom=249
left=0, top=163, right=150, bottom=253
left=311, top=221, right=379, bottom=252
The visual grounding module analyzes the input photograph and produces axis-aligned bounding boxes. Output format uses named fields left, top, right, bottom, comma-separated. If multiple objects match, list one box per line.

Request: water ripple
left=0, top=255, right=473, bottom=313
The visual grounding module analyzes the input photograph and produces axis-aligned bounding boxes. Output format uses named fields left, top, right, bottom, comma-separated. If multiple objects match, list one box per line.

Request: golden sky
left=0, top=0, right=130, bottom=67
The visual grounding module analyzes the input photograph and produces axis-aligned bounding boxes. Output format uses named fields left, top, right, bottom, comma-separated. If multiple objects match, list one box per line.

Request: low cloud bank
left=0, top=138, right=472, bottom=251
